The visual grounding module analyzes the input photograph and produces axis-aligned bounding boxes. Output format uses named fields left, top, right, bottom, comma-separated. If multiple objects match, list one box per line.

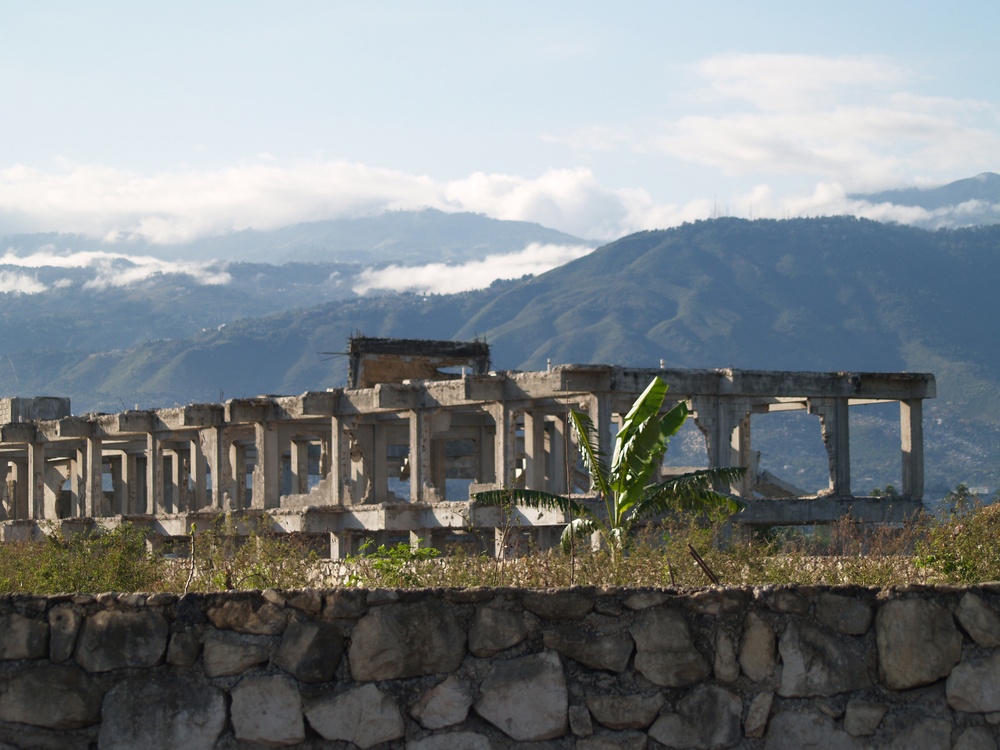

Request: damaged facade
left=0, top=338, right=935, bottom=556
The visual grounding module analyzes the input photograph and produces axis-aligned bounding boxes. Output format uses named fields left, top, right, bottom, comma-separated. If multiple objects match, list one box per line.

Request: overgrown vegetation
left=1, top=491, right=998, bottom=593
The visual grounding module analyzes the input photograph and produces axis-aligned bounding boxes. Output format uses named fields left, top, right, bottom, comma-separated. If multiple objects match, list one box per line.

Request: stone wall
left=2, top=584, right=1000, bottom=748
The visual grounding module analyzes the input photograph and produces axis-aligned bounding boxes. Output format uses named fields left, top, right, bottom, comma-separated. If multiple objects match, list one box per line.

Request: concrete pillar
left=190, top=436, right=208, bottom=510
left=372, top=422, right=390, bottom=502
left=109, top=454, right=124, bottom=515
left=28, top=442, right=45, bottom=519
left=488, top=402, right=516, bottom=488
left=809, top=397, right=851, bottom=496
left=171, top=447, right=191, bottom=513
left=732, top=414, right=753, bottom=498
left=349, top=422, right=373, bottom=504
left=0, top=460, right=8, bottom=519
left=477, top=423, right=495, bottom=484
left=900, top=399, right=924, bottom=500
left=408, top=410, right=431, bottom=502
left=204, top=427, right=233, bottom=510
left=329, top=416, right=347, bottom=505
left=252, top=421, right=281, bottom=509
left=85, top=436, right=103, bottom=517
left=147, top=432, right=164, bottom=515
left=71, top=447, right=85, bottom=518
left=329, top=530, right=350, bottom=560
left=523, top=407, right=546, bottom=491
left=430, top=438, right=447, bottom=499
left=547, top=414, right=569, bottom=495
left=290, top=439, right=309, bottom=494
left=11, top=460, right=28, bottom=519
left=231, top=442, right=248, bottom=510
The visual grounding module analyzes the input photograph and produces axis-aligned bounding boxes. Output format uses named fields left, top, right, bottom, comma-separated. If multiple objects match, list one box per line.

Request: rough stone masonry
left=1, top=584, right=1000, bottom=748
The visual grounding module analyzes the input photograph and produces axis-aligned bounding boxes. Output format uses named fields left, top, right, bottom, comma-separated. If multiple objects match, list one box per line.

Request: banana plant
left=473, top=377, right=745, bottom=553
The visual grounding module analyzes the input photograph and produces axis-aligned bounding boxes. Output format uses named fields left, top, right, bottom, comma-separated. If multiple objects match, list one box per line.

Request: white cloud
left=0, top=248, right=231, bottom=289
left=353, top=242, right=594, bottom=295
left=0, top=271, right=46, bottom=295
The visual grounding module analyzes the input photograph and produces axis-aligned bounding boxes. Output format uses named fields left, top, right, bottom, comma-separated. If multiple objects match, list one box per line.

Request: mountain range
left=3, top=176, right=1000, bottom=498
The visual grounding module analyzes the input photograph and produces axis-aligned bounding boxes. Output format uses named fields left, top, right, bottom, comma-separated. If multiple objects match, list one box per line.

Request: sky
left=1, top=2, right=999, bottom=291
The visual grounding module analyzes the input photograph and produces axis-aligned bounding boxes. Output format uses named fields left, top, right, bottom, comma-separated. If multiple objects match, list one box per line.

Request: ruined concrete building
left=0, top=337, right=935, bottom=555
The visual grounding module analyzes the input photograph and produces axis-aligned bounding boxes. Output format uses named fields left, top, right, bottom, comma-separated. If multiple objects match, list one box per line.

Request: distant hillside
left=1, top=208, right=591, bottom=265
left=3, top=217, right=998, bottom=495
left=852, top=172, right=1000, bottom=227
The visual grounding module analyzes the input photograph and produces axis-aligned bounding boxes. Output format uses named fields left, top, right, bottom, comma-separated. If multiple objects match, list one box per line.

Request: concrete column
left=809, top=397, right=851, bottom=496
left=28, top=442, right=45, bottom=519
left=329, top=530, right=350, bottom=560
left=190, top=436, right=208, bottom=511
left=523, top=407, right=546, bottom=491
left=329, top=416, right=346, bottom=505
left=85, top=436, right=103, bottom=517
left=349, top=422, right=373, bottom=504
left=900, top=399, right=924, bottom=500
left=290, top=439, right=310, bottom=494
left=204, top=427, right=233, bottom=510
left=231, top=442, right=248, bottom=510
left=0, top=460, right=8, bottom=519
left=171, top=447, right=191, bottom=513
left=123, top=452, right=139, bottom=514
left=732, top=414, right=753, bottom=498
left=252, top=421, right=281, bottom=509
left=147, top=432, right=164, bottom=515
left=373, top=422, right=389, bottom=502
left=408, top=410, right=431, bottom=502
left=477, top=423, right=495, bottom=483
left=71, top=448, right=85, bottom=518
left=109, top=454, right=124, bottom=515
left=547, top=414, right=569, bottom=495
left=11, top=460, right=28, bottom=519
left=487, top=402, right=516, bottom=488
left=430, top=438, right=447, bottom=499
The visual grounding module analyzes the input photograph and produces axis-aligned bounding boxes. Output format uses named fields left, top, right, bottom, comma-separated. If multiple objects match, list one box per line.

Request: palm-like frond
left=634, top=467, right=747, bottom=519
left=569, top=410, right=612, bottom=501
left=471, top=488, right=590, bottom=518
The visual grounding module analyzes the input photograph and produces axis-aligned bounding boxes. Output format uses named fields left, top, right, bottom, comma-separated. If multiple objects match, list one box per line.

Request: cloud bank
left=0, top=247, right=231, bottom=294
left=352, top=242, right=594, bottom=295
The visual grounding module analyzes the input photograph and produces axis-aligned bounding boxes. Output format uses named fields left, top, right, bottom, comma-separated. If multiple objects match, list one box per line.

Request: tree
left=473, top=376, right=745, bottom=555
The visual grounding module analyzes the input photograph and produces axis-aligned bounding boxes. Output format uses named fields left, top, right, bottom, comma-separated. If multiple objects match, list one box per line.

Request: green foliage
left=475, top=377, right=744, bottom=555
left=914, top=499, right=1000, bottom=583
left=178, top=514, right=320, bottom=592
left=0, top=524, right=162, bottom=594
left=343, top=540, right=441, bottom=588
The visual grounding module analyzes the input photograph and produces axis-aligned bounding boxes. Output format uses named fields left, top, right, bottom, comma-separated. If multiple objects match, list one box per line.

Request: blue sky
left=1, top=1, right=998, bottom=248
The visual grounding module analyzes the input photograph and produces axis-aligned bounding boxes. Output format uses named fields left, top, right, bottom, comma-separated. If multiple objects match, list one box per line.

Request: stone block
left=739, top=611, right=777, bottom=682
left=231, top=674, right=305, bottom=747
left=74, top=610, right=168, bottom=672
left=474, top=650, right=568, bottom=741
left=206, top=596, right=287, bottom=635
left=411, top=675, right=473, bottom=729
left=305, top=683, right=404, bottom=748
left=745, top=691, right=774, bottom=738
left=349, top=600, right=465, bottom=681
left=876, top=599, right=962, bottom=690
left=955, top=726, right=998, bottom=750
left=586, top=692, right=664, bottom=730
left=630, top=606, right=709, bottom=687
left=763, top=709, right=861, bottom=750
left=542, top=625, right=633, bottom=672
left=957, top=593, right=1000, bottom=648
left=648, top=684, right=742, bottom=750
left=523, top=590, right=594, bottom=620
left=0, top=663, right=101, bottom=729
left=568, top=704, right=594, bottom=736
left=406, top=732, right=492, bottom=750
left=166, top=627, right=201, bottom=667
left=714, top=629, right=739, bottom=682
left=843, top=698, right=886, bottom=736
left=202, top=630, right=272, bottom=677
left=816, top=592, right=873, bottom=635
left=98, top=673, right=224, bottom=749
left=947, top=651, right=1000, bottom=713
left=0, top=612, right=49, bottom=660
left=778, top=620, right=871, bottom=697
left=468, top=605, right=528, bottom=657
left=47, top=605, right=81, bottom=663
left=577, top=730, right=648, bottom=750
left=274, top=619, right=344, bottom=683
